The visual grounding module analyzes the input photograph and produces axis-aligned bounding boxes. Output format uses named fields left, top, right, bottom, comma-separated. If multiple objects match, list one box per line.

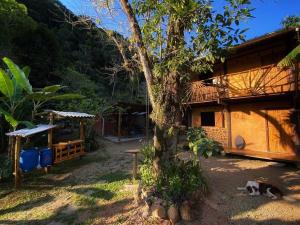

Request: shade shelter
left=6, top=124, right=57, bottom=188
left=47, top=110, right=95, bottom=164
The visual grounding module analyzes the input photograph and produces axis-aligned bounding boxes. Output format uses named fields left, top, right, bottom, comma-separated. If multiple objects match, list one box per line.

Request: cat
left=237, top=181, right=283, bottom=200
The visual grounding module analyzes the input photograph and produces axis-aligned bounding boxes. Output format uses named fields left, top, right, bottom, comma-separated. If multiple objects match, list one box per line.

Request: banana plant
left=0, top=57, right=34, bottom=130
left=29, top=85, right=84, bottom=121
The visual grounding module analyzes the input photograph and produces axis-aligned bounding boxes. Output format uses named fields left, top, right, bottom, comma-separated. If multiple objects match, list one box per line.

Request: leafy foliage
left=0, top=155, right=12, bottom=180
left=139, top=145, right=156, bottom=187
left=133, top=0, right=252, bottom=76
left=0, top=57, right=33, bottom=129
left=0, top=0, right=144, bottom=152
left=277, top=44, right=300, bottom=69
left=187, top=127, right=221, bottom=158
left=156, top=158, right=207, bottom=204
left=282, top=15, right=300, bottom=28
left=139, top=144, right=207, bottom=204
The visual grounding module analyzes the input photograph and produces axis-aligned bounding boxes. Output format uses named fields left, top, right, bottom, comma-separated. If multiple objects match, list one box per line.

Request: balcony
left=188, top=65, right=297, bottom=104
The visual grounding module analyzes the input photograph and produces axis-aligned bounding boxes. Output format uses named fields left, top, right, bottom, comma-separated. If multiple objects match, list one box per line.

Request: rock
left=180, top=201, right=193, bottom=221
left=151, top=204, right=167, bottom=219
left=161, top=219, right=172, bottom=225
left=168, top=205, right=180, bottom=224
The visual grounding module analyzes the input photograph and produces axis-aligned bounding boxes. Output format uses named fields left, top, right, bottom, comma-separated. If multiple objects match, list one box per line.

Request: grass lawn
left=0, top=142, right=139, bottom=225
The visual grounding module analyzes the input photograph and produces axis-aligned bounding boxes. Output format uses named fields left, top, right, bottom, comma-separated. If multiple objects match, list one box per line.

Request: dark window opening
left=201, top=112, right=215, bottom=126
left=198, top=71, right=213, bottom=84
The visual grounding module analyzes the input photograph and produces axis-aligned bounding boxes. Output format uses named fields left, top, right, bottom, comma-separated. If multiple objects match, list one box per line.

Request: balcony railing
left=189, top=65, right=297, bottom=103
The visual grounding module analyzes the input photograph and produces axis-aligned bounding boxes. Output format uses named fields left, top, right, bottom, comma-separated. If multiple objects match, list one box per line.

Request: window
left=201, top=112, right=215, bottom=126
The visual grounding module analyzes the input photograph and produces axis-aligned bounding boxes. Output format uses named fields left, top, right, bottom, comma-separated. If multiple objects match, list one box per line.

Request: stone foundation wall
left=202, top=126, right=228, bottom=148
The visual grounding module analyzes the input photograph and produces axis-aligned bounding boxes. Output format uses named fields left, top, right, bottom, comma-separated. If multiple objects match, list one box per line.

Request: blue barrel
left=20, top=149, right=39, bottom=172
left=39, top=148, right=53, bottom=167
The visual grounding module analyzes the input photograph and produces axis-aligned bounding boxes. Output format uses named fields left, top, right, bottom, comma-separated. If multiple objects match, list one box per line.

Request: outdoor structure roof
left=49, top=110, right=95, bottom=118
left=231, top=27, right=299, bottom=51
left=6, top=124, right=57, bottom=137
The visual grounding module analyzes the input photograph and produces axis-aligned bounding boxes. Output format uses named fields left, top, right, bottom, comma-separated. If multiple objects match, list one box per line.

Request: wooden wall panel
left=230, top=106, right=267, bottom=152
left=268, top=109, right=295, bottom=154
left=215, top=111, right=224, bottom=128
left=192, top=108, right=201, bottom=127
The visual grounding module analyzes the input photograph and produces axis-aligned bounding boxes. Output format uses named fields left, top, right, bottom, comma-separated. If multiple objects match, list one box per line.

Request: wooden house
left=186, top=27, right=300, bottom=162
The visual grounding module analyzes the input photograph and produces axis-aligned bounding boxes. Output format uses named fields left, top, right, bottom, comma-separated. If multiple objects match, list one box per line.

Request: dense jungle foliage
left=0, top=0, right=145, bottom=152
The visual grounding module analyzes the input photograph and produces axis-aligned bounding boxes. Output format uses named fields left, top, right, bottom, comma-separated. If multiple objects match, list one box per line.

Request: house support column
left=224, top=106, right=232, bottom=151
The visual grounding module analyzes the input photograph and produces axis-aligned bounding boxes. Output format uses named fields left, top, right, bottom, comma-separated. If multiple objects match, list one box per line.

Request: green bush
left=0, top=155, right=12, bottom=180
left=139, top=144, right=207, bottom=204
left=139, top=145, right=156, bottom=187
left=157, top=158, right=207, bottom=204
left=187, top=127, right=222, bottom=158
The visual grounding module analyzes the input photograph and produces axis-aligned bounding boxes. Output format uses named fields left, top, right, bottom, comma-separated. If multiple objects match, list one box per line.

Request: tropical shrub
left=157, top=158, right=207, bottom=204
left=187, top=127, right=222, bottom=158
left=0, top=155, right=12, bottom=180
left=139, top=145, right=156, bottom=187
left=139, top=144, right=207, bottom=204
left=0, top=57, right=34, bottom=130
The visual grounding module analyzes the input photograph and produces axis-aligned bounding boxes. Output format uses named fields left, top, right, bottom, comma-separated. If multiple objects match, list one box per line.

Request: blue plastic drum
left=39, top=148, right=53, bottom=167
left=20, top=149, right=39, bottom=172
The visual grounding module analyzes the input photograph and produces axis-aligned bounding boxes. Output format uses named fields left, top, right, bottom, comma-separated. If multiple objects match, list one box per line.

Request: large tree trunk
left=119, top=0, right=184, bottom=177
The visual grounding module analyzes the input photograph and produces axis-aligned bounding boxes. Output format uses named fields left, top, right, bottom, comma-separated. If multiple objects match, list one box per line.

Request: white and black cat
left=237, top=181, right=283, bottom=200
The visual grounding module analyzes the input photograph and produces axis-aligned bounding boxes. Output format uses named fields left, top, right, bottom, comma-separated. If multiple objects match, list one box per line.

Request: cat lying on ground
left=237, top=181, right=295, bottom=202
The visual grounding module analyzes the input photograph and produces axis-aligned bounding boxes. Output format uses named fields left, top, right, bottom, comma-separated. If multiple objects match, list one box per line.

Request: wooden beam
left=14, top=136, right=21, bottom=189
left=118, top=110, right=122, bottom=142
left=49, top=112, right=54, bottom=125
left=224, top=106, right=232, bottom=150
left=48, top=129, right=53, bottom=149
left=80, top=121, right=85, bottom=141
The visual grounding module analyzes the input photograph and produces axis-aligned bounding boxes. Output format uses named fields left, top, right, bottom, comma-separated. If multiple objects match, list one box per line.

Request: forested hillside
left=0, top=0, right=145, bottom=152
left=0, top=0, right=144, bottom=104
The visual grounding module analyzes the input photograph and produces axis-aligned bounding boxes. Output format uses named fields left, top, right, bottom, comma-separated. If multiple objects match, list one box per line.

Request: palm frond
left=277, top=44, right=300, bottom=68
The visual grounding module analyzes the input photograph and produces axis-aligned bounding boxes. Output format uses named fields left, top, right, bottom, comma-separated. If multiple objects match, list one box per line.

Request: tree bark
left=119, top=0, right=184, bottom=177
left=119, top=0, right=154, bottom=106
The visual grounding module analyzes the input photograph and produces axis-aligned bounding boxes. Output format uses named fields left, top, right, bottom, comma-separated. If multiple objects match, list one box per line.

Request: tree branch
left=119, top=0, right=154, bottom=105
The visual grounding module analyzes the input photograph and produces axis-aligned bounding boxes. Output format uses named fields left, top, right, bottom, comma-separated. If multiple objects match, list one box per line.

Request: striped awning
left=50, top=110, right=95, bottom=118
left=6, top=124, right=57, bottom=137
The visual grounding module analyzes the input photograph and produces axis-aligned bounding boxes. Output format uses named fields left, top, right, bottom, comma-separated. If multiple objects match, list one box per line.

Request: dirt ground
left=0, top=139, right=300, bottom=225
left=200, top=155, right=300, bottom=225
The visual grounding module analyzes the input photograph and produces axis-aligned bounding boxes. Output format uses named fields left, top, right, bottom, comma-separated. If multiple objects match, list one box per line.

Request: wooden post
left=45, top=129, right=53, bottom=174
left=224, top=106, right=232, bottom=150
left=48, top=129, right=53, bottom=149
left=125, top=150, right=140, bottom=180
left=80, top=121, right=85, bottom=141
left=49, top=113, right=54, bottom=125
left=133, top=153, right=138, bottom=180
left=118, top=110, right=122, bottom=142
left=264, top=110, right=270, bottom=152
left=221, top=110, right=225, bottom=128
left=14, top=136, right=21, bottom=188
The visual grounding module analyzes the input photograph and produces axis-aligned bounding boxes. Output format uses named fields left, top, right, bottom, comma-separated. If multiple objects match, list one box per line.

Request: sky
left=59, top=0, right=300, bottom=40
